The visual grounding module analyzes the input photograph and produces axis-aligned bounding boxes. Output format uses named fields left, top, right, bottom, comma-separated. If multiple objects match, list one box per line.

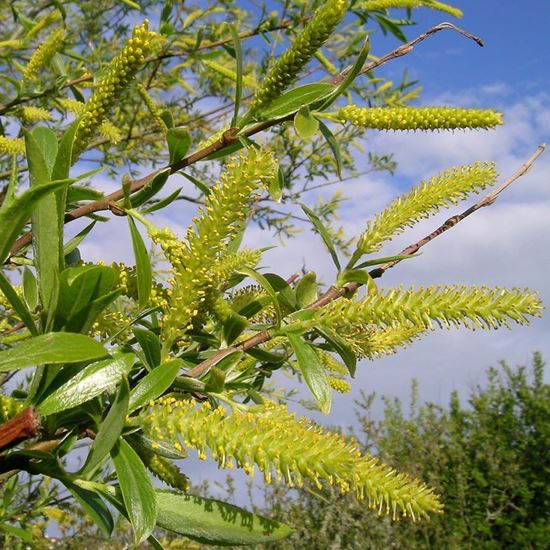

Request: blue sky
left=73, top=0, right=550, bottom=501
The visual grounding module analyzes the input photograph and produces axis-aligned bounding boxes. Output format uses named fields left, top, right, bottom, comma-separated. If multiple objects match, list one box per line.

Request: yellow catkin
left=361, top=0, right=462, bottom=18
left=140, top=397, right=442, bottom=520
left=0, top=394, right=25, bottom=423
left=0, top=137, right=25, bottom=156
left=99, top=120, right=122, bottom=144
left=339, top=106, right=503, bottom=132
left=23, top=27, right=65, bottom=81
left=137, top=84, right=168, bottom=134
left=249, top=0, right=348, bottom=116
left=20, top=106, right=52, bottom=122
left=72, top=21, right=158, bottom=159
left=328, top=376, right=351, bottom=393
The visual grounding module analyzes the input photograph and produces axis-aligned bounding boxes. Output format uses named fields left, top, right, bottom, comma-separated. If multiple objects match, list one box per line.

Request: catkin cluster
left=139, top=397, right=442, bottom=520
left=22, top=27, right=65, bottom=81
left=72, top=21, right=157, bottom=159
left=248, top=0, right=348, bottom=116
left=339, top=106, right=503, bottom=132
left=153, top=149, right=276, bottom=349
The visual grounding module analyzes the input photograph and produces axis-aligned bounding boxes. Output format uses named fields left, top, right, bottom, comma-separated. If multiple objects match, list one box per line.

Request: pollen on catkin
left=153, top=149, right=276, bottom=349
left=22, top=27, right=65, bottom=81
left=72, top=21, right=158, bottom=160
left=248, top=0, right=348, bottom=116
left=338, top=106, right=503, bottom=132
left=0, top=137, right=26, bottom=156
left=139, top=397, right=443, bottom=520
left=19, top=106, right=52, bottom=122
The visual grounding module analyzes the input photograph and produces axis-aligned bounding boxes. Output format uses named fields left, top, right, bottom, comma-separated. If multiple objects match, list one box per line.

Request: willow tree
left=0, top=0, right=545, bottom=547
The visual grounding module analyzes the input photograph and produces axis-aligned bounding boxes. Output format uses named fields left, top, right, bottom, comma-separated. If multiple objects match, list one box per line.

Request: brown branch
left=0, top=407, right=39, bottom=453
left=7, top=22, right=461, bottom=259
left=184, top=145, right=546, bottom=379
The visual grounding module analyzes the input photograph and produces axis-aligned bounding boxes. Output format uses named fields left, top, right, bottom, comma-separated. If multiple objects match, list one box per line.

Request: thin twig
left=333, top=22, right=483, bottom=85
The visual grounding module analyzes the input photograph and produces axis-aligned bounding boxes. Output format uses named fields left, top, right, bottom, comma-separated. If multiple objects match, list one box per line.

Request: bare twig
left=333, top=22, right=483, bottom=85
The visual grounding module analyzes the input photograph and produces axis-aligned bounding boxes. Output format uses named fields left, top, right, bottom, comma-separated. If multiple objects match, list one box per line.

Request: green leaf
left=22, top=267, right=38, bottom=312
left=354, top=252, right=420, bottom=269
left=128, top=217, right=152, bottom=309
left=258, top=83, right=335, bottom=120
left=167, top=127, right=191, bottom=165
left=64, top=481, right=114, bottom=536
left=204, top=366, right=226, bottom=393
left=112, top=438, right=157, bottom=543
left=80, top=378, right=130, bottom=476
left=66, top=186, right=104, bottom=203
left=287, top=333, right=332, bottom=414
left=237, top=267, right=282, bottom=328
left=128, top=359, right=182, bottom=412
left=229, top=23, right=243, bottom=127
left=131, top=169, right=170, bottom=207
left=0, top=522, right=33, bottom=543
left=0, top=332, right=106, bottom=373
left=269, top=165, right=285, bottom=203
left=321, top=38, right=371, bottom=109
left=0, top=271, right=38, bottom=335
left=155, top=490, right=293, bottom=546
left=0, top=179, right=70, bottom=264
left=336, top=268, right=373, bottom=286
left=55, top=265, right=117, bottom=332
left=181, top=171, right=210, bottom=196
left=31, top=127, right=58, bottom=174
left=300, top=203, right=341, bottom=272
left=133, top=328, right=161, bottom=369
left=25, top=128, right=61, bottom=308
left=52, top=119, right=79, bottom=180
left=63, top=221, right=96, bottom=257
left=294, top=106, right=319, bottom=138
left=316, top=327, right=356, bottom=377
left=141, top=187, right=182, bottom=214
left=37, top=352, right=134, bottom=415
left=295, top=272, right=318, bottom=308
left=318, top=120, right=342, bottom=178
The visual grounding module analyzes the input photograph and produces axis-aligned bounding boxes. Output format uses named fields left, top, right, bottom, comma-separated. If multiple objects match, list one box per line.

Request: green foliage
left=0, top=0, right=545, bottom=546
left=252, top=354, right=550, bottom=549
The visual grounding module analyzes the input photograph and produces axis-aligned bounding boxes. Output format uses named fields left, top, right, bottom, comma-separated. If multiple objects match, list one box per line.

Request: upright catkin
left=248, top=0, right=348, bottom=117
left=72, top=21, right=158, bottom=160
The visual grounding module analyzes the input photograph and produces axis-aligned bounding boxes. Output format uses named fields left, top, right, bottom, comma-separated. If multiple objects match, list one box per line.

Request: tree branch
left=7, top=22, right=471, bottom=259
left=184, top=145, right=546, bottom=378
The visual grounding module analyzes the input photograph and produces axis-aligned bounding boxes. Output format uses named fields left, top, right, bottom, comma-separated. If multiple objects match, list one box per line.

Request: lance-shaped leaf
left=112, top=438, right=157, bottom=543
left=37, top=352, right=134, bottom=415
left=0, top=178, right=70, bottom=264
left=0, top=333, right=106, bottom=373
left=80, top=379, right=130, bottom=475
left=0, top=271, right=38, bottom=336
left=288, top=332, right=332, bottom=414
left=155, top=490, right=293, bottom=546
left=129, top=359, right=182, bottom=412
left=128, top=217, right=152, bottom=309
